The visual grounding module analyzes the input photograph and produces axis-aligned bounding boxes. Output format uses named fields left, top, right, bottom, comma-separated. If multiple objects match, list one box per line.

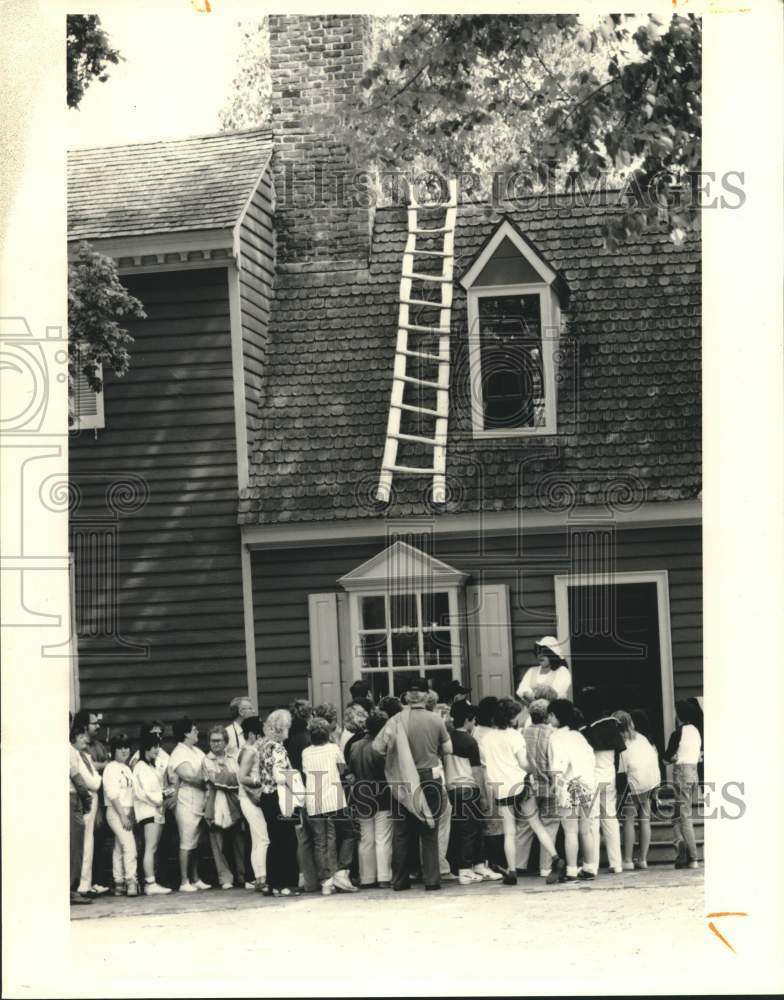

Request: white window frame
left=338, top=541, right=469, bottom=697
left=460, top=219, right=562, bottom=439
left=466, top=283, right=560, bottom=438
left=346, top=587, right=464, bottom=697
left=72, top=362, right=105, bottom=431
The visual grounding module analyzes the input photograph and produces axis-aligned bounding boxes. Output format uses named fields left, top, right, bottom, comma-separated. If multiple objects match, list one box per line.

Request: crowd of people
left=68, top=635, right=704, bottom=906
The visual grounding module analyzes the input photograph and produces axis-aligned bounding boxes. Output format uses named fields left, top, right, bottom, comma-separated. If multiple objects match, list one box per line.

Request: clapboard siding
left=238, top=166, right=275, bottom=455
left=70, top=268, right=247, bottom=730
left=251, top=524, right=702, bottom=709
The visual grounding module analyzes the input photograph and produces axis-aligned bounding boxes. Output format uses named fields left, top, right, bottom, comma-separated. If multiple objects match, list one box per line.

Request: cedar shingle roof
left=240, top=197, right=700, bottom=525
left=67, top=127, right=273, bottom=241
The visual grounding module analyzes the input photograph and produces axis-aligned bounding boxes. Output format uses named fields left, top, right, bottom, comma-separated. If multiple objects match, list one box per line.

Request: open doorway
left=554, top=571, right=675, bottom=752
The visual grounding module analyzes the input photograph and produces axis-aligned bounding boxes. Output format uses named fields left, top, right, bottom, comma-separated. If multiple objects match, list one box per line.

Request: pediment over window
left=459, top=218, right=569, bottom=305
left=337, top=541, right=468, bottom=592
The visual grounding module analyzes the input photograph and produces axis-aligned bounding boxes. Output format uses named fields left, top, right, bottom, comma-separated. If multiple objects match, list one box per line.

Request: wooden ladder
left=377, top=178, right=458, bottom=505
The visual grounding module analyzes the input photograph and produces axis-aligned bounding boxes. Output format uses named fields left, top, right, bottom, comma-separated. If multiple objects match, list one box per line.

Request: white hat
left=535, top=636, right=568, bottom=659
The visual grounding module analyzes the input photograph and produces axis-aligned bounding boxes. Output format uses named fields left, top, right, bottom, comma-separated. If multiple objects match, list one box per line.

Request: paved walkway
left=70, top=865, right=702, bottom=922
left=65, top=867, right=720, bottom=996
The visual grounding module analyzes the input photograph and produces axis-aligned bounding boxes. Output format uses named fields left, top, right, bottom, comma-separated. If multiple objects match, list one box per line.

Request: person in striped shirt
left=302, top=716, right=358, bottom=895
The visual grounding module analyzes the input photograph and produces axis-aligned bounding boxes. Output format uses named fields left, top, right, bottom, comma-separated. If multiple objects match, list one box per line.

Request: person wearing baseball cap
left=516, top=637, right=572, bottom=703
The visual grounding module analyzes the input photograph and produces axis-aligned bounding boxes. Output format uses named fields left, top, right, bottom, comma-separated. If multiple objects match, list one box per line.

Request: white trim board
left=459, top=219, right=557, bottom=289
left=241, top=500, right=702, bottom=550
left=465, top=282, right=561, bottom=438
left=553, top=569, right=676, bottom=741
left=228, top=261, right=250, bottom=491
left=240, top=542, right=259, bottom=711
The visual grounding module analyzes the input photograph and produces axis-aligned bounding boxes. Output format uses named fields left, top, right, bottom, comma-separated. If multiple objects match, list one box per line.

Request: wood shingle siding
left=70, top=268, right=248, bottom=731
left=237, top=166, right=275, bottom=454
left=240, top=196, right=700, bottom=526
left=250, top=525, right=701, bottom=710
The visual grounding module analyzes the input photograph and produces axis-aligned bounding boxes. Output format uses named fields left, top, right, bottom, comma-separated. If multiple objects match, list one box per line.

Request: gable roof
left=67, top=127, right=273, bottom=242
left=459, top=216, right=569, bottom=304
left=239, top=195, right=700, bottom=527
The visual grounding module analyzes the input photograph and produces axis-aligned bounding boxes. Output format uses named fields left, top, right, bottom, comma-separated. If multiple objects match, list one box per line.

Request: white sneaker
left=221, top=882, right=234, bottom=890
left=179, top=882, right=198, bottom=893
left=91, top=884, right=111, bottom=895
left=194, top=879, right=212, bottom=890
left=473, top=864, right=502, bottom=882
left=144, top=882, right=172, bottom=895
left=458, top=869, right=483, bottom=885
left=244, top=882, right=256, bottom=890
left=333, top=871, right=358, bottom=893
left=440, top=871, right=459, bottom=882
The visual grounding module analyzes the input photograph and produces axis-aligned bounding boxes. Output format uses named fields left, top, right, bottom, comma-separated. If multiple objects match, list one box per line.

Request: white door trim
left=554, top=569, right=675, bottom=740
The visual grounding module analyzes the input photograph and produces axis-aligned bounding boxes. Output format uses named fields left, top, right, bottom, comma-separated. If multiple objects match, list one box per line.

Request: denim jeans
left=672, top=763, right=699, bottom=860
left=310, top=809, right=356, bottom=883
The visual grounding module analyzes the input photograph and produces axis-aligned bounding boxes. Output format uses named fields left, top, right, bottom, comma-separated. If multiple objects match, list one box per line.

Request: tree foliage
left=66, top=14, right=121, bottom=109
left=343, top=14, right=701, bottom=246
left=219, top=19, right=271, bottom=130
left=68, top=243, right=146, bottom=416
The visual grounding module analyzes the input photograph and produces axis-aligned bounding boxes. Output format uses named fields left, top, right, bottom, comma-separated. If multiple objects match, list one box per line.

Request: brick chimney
left=269, top=14, right=373, bottom=269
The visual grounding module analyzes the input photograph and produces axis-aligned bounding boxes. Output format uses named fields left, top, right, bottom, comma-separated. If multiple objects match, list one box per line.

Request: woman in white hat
left=516, top=637, right=573, bottom=702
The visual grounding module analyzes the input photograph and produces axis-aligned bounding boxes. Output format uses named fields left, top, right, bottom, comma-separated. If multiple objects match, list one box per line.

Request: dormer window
left=460, top=220, right=568, bottom=438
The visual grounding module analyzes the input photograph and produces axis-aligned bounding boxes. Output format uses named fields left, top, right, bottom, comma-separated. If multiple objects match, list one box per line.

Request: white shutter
left=466, top=583, right=513, bottom=700
left=73, top=365, right=105, bottom=429
left=308, top=593, right=343, bottom=719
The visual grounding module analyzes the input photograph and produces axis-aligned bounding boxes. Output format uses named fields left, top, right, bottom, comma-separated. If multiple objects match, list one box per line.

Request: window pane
left=425, top=668, right=455, bottom=700
left=393, top=670, right=425, bottom=697
left=360, top=634, right=388, bottom=669
left=390, top=592, right=417, bottom=631
left=423, top=630, right=454, bottom=665
left=361, top=671, right=391, bottom=702
left=478, top=294, right=544, bottom=429
left=422, top=591, right=450, bottom=629
left=391, top=631, right=420, bottom=667
left=361, top=596, right=386, bottom=631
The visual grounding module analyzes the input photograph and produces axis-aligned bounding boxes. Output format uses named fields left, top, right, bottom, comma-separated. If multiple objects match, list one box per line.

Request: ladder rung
left=382, top=463, right=436, bottom=476
left=403, top=271, right=453, bottom=284
left=390, top=431, right=442, bottom=446
left=391, top=401, right=442, bottom=418
left=400, top=322, right=450, bottom=335
left=402, top=348, right=449, bottom=363
left=394, top=374, right=445, bottom=390
left=401, top=297, right=445, bottom=310
left=410, top=248, right=453, bottom=258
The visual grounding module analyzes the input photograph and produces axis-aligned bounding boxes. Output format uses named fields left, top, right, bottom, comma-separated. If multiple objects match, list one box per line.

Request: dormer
left=459, top=219, right=569, bottom=438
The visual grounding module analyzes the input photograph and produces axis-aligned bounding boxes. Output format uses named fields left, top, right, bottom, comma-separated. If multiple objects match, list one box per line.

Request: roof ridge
left=374, top=189, right=629, bottom=213
left=68, top=124, right=273, bottom=155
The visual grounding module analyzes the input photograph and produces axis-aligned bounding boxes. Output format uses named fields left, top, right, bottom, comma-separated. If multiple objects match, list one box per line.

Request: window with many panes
left=355, top=589, right=462, bottom=701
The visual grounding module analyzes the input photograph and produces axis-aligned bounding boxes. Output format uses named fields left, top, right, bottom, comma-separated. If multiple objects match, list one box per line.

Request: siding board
left=70, top=267, right=247, bottom=727
left=251, top=525, right=702, bottom=711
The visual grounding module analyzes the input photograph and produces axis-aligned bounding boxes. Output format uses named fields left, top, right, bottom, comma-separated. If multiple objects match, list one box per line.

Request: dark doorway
left=568, top=582, right=665, bottom=752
